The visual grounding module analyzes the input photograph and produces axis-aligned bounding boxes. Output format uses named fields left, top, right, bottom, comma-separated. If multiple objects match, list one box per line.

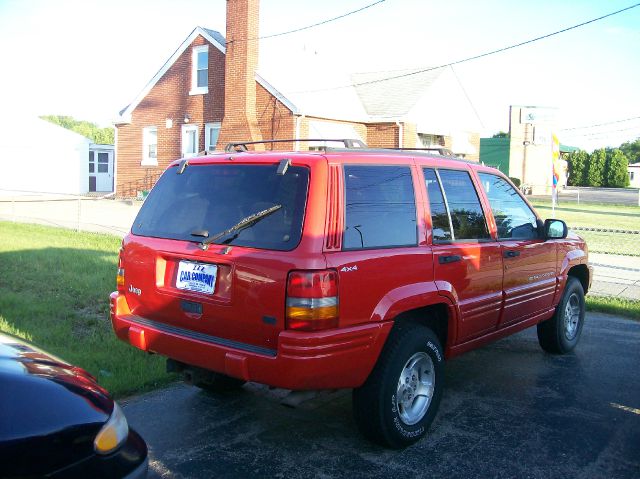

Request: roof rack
left=387, top=147, right=456, bottom=156
left=224, top=138, right=367, bottom=152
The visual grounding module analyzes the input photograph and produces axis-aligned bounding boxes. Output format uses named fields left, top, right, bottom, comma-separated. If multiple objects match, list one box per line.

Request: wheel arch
left=392, top=304, right=450, bottom=353
left=567, top=263, right=590, bottom=294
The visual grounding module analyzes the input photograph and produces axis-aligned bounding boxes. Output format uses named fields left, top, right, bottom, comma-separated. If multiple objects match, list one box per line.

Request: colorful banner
left=552, top=134, right=560, bottom=187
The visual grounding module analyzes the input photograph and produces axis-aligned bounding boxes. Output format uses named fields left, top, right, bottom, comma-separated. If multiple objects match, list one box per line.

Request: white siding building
left=0, top=117, right=114, bottom=195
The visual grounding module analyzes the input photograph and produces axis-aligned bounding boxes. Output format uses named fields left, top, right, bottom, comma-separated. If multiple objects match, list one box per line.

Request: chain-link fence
left=571, top=227, right=639, bottom=257
left=0, top=190, right=142, bottom=236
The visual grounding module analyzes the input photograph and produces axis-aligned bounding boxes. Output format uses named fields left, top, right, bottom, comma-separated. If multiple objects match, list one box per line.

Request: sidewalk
left=589, top=253, right=640, bottom=301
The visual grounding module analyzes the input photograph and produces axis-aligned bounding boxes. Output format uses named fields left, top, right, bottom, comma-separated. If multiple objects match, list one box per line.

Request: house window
left=418, top=133, right=444, bottom=148
left=98, top=152, right=109, bottom=173
left=89, top=151, right=95, bottom=173
left=630, top=171, right=635, bottom=181
left=182, top=124, right=199, bottom=158
left=190, top=45, right=209, bottom=95
left=205, top=123, right=221, bottom=151
left=142, top=127, right=158, bottom=166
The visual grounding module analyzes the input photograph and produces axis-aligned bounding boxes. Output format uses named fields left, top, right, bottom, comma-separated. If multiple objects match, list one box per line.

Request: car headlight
left=94, top=402, right=129, bottom=455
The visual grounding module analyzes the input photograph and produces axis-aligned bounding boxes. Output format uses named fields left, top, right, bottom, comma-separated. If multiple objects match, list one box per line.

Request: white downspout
left=396, top=121, right=403, bottom=148
left=113, top=126, right=118, bottom=196
left=295, top=114, right=304, bottom=150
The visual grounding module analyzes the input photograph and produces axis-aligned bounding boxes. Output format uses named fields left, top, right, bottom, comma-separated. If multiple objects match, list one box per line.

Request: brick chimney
left=216, top=0, right=264, bottom=150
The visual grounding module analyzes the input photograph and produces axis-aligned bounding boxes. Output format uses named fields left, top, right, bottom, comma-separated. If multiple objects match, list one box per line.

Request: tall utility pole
left=522, top=122, right=531, bottom=186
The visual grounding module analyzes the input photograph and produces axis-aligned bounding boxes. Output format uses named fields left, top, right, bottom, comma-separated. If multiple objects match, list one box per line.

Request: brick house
left=114, top=0, right=481, bottom=197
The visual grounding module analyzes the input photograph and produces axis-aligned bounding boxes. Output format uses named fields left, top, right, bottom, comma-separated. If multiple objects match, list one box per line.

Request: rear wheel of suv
left=352, top=323, right=444, bottom=448
left=537, top=276, right=585, bottom=354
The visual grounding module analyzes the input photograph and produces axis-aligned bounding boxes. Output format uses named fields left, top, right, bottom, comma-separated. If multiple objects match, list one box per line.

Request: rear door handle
left=504, top=250, right=520, bottom=258
left=439, top=255, right=462, bottom=264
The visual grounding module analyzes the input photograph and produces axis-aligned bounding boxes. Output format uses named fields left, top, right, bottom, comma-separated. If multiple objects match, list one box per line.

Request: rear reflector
left=116, top=249, right=125, bottom=292
left=286, top=270, right=339, bottom=331
left=116, top=268, right=125, bottom=292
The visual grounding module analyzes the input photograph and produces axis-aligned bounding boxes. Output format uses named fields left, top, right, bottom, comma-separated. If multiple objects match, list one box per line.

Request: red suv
left=110, top=143, right=592, bottom=448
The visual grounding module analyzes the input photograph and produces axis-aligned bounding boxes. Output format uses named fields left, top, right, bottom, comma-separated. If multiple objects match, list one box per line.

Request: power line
left=230, top=0, right=387, bottom=43
left=450, top=65, right=485, bottom=129
left=291, top=2, right=640, bottom=93
left=561, top=115, right=640, bottom=131
left=562, top=125, right=640, bottom=138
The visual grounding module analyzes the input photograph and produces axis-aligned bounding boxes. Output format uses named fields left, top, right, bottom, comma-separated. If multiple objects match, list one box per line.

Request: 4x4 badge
left=340, top=265, right=358, bottom=272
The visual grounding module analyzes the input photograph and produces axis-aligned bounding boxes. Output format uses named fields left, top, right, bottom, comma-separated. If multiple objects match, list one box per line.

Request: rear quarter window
left=343, top=165, right=417, bottom=250
left=131, top=164, right=309, bottom=251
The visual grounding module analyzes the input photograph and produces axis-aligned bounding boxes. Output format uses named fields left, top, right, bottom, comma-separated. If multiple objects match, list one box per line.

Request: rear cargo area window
left=131, top=164, right=309, bottom=251
left=343, top=165, right=417, bottom=250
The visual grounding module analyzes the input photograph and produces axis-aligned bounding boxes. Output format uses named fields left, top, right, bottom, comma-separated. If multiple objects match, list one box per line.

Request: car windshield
left=131, top=163, right=309, bottom=251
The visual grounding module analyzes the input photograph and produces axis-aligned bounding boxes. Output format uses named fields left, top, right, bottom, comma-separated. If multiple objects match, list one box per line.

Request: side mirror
left=544, top=219, right=567, bottom=240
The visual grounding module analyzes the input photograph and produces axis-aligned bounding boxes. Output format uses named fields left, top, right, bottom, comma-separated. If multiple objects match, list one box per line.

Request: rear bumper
left=110, top=292, right=392, bottom=390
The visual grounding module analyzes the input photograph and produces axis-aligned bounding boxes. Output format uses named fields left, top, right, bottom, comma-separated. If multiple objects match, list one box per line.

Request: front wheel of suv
left=352, top=323, right=444, bottom=448
left=537, top=276, right=585, bottom=354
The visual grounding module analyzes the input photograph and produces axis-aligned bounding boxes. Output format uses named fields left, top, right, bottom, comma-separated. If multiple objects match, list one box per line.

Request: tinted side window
left=344, top=165, right=417, bottom=249
left=437, top=170, right=490, bottom=241
left=423, top=168, right=452, bottom=242
left=478, top=173, right=539, bottom=239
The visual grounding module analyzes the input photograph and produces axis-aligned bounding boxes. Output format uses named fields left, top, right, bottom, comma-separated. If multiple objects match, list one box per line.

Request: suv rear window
left=131, top=164, right=309, bottom=251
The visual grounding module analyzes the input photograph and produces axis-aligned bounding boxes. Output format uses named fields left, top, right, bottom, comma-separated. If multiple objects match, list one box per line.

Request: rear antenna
left=177, top=159, right=189, bottom=174
left=277, top=158, right=291, bottom=176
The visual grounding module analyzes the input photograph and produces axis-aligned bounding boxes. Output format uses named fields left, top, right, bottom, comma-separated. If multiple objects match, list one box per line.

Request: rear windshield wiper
left=199, top=204, right=282, bottom=250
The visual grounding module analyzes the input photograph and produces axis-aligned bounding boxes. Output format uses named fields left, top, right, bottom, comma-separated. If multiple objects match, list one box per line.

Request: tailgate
left=121, top=237, right=293, bottom=351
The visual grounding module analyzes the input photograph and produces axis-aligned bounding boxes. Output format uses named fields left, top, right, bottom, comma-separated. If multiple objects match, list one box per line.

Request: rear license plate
left=176, top=261, right=217, bottom=294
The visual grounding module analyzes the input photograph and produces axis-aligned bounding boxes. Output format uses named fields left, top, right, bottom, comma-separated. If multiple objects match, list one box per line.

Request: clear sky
left=0, top=0, right=638, bottom=151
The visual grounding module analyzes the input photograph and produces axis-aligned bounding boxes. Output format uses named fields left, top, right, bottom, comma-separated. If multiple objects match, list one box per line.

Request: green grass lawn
left=529, top=200, right=640, bottom=256
left=586, top=296, right=639, bottom=320
left=529, top=200, right=640, bottom=230
left=0, top=221, right=173, bottom=397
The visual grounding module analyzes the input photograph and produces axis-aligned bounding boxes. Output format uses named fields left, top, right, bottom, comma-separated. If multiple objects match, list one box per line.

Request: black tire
left=352, top=323, right=444, bottom=448
left=537, top=276, right=585, bottom=354
left=192, top=372, right=246, bottom=393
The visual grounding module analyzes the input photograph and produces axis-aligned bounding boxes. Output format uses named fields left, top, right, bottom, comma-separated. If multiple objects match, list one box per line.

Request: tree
left=605, top=149, right=630, bottom=187
left=619, top=137, right=640, bottom=165
left=492, top=131, right=509, bottom=138
left=586, top=148, right=606, bottom=187
left=567, top=150, right=588, bottom=186
left=40, top=115, right=114, bottom=144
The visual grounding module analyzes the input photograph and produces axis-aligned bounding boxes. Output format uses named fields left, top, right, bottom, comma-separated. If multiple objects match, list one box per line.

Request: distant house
left=0, top=117, right=114, bottom=195
left=114, top=0, right=481, bottom=197
left=629, top=162, right=640, bottom=188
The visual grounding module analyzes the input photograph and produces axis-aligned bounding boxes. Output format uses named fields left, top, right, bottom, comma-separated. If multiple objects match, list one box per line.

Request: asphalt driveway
left=120, top=312, right=640, bottom=478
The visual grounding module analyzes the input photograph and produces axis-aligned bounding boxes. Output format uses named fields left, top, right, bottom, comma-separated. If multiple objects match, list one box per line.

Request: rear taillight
left=116, top=249, right=125, bottom=293
left=286, top=270, right=339, bottom=331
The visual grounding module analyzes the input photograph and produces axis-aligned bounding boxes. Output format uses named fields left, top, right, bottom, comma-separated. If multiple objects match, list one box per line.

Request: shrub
left=605, top=149, right=630, bottom=187
left=586, top=149, right=606, bottom=187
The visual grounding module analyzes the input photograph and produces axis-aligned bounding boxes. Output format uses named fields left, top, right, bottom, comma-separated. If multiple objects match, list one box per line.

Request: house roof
left=352, top=68, right=444, bottom=119
left=115, top=26, right=298, bottom=124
